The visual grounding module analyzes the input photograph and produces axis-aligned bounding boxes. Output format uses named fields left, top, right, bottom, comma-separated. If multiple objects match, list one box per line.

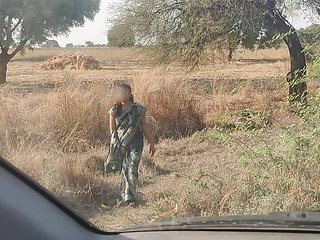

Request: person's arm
left=141, top=116, right=156, bottom=157
left=109, top=113, right=116, bottom=134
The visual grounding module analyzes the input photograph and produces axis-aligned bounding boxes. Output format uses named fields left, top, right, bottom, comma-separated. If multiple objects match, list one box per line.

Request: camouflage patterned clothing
left=105, top=103, right=147, bottom=202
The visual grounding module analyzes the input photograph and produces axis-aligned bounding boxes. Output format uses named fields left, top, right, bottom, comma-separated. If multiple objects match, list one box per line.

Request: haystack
left=41, top=53, right=100, bottom=70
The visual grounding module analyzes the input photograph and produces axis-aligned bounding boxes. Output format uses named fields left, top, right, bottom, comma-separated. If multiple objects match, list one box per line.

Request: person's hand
left=149, top=143, right=156, bottom=157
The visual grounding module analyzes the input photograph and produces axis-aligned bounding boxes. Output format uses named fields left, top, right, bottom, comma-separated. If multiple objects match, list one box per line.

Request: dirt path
left=89, top=138, right=237, bottom=231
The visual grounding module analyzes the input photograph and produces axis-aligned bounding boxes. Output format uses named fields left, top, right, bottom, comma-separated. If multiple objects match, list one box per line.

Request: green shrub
left=226, top=91, right=320, bottom=213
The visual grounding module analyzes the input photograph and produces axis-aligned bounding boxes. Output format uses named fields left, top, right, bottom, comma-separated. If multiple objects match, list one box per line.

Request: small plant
left=191, top=128, right=226, bottom=143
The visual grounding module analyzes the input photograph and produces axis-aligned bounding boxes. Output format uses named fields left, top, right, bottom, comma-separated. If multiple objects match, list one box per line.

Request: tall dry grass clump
left=133, top=72, right=205, bottom=139
left=0, top=98, right=26, bottom=152
left=44, top=84, right=111, bottom=152
left=0, top=85, right=117, bottom=210
left=0, top=94, right=47, bottom=155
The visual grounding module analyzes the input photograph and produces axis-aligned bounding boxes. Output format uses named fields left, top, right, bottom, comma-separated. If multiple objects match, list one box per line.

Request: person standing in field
left=106, top=84, right=156, bottom=205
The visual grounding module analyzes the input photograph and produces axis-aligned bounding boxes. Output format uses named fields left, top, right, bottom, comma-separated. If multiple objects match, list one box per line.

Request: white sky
left=56, top=0, right=114, bottom=46
left=56, top=0, right=314, bottom=47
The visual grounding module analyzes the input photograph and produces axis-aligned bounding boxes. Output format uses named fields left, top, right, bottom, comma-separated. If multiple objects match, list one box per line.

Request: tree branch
left=11, top=16, right=23, bottom=33
left=2, top=16, right=14, bottom=52
left=9, top=39, right=28, bottom=60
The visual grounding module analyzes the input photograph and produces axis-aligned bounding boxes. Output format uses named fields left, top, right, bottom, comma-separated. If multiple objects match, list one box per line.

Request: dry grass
left=44, top=84, right=111, bottom=152
left=1, top=47, right=320, bottom=231
left=41, top=53, right=100, bottom=70
left=134, top=71, right=204, bottom=139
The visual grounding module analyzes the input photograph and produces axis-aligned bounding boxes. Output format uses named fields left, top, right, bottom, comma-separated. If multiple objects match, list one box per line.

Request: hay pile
left=41, top=53, right=100, bottom=70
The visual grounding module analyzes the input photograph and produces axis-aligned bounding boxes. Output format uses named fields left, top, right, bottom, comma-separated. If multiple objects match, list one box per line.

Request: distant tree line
left=65, top=42, right=108, bottom=48
left=41, top=23, right=137, bottom=49
left=41, top=40, right=60, bottom=48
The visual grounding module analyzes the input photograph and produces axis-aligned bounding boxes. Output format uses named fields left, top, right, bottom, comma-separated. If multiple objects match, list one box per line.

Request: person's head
left=115, top=84, right=134, bottom=103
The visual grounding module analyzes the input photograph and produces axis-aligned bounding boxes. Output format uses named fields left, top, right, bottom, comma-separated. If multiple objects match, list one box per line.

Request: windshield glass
left=0, top=0, right=319, bottom=233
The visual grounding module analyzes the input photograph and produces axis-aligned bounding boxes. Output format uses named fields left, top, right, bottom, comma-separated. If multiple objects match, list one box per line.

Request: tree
left=224, top=22, right=281, bottom=61
left=298, top=24, right=320, bottom=45
left=298, top=24, right=320, bottom=47
left=0, top=0, right=100, bottom=84
left=115, top=0, right=317, bottom=105
left=85, top=41, right=94, bottom=47
left=41, top=39, right=60, bottom=48
left=66, top=43, right=74, bottom=48
left=298, top=24, right=320, bottom=62
left=107, top=24, right=135, bottom=47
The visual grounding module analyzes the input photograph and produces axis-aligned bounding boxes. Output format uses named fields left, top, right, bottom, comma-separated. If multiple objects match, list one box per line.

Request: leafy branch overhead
left=114, top=0, right=320, bottom=104
left=117, top=0, right=308, bottom=64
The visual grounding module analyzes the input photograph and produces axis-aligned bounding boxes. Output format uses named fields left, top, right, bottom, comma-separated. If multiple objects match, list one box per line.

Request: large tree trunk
left=0, top=55, right=9, bottom=84
left=265, top=9, right=307, bottom=105
left=0, top=39, right=28, bottom=85
left=273, top=11, right=307, bottom=105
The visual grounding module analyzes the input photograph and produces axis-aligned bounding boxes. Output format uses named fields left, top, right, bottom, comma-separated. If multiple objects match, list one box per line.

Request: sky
left=56, top=0, right=314, bottom=47
left=56, top=0, right=114, bottom=46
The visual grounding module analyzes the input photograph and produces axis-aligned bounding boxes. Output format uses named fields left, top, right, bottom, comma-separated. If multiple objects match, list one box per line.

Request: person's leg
left=120, top=152, right=131, bottom=203
left=120, top=148, right=142, bottom=203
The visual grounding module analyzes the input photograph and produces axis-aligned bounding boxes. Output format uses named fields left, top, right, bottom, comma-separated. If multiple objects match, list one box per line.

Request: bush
left=223, top=93, right=320, bottom=214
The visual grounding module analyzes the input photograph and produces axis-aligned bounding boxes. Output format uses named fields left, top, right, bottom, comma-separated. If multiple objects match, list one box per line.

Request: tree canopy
left=0, top=0, right=100, bottom=83
left=115, top=0, right=273, bottom=65
left=114, top=0, right=320, bottom=103
left=85, top=41, right=94, bottom=47
left=107, top=24, right=135, bottom=47
left=298, top=24, right=320, bottom=47
left=41, top=40, right=60, bottom=48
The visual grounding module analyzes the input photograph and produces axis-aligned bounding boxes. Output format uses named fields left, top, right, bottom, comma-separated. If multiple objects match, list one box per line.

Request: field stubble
left=0, top=47, right=319, bottom=231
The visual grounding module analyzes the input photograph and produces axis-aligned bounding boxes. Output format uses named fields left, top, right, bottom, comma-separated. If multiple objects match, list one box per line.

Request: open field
left=1, top=47, right=320, bottom=231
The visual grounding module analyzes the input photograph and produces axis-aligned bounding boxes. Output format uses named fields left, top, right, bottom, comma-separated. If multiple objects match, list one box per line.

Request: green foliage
left=226, top=22, right=282, bottom=59
left=310, top=51, right=320, bottom=77
left=191, top=128, right=226, bottom=143
left=113, top=0, right=320, bottom=65
left=0, top=0, right=100, bottom=57
left=229, top=93, right=320, bottom=213
left=41, top=40, right=60, bottom=48
left=298, top=24, right=320, bottom=47
left=257, top=26, right=283, bottom=49
left=107, top=24, right=135, bottom=47
left=208, top=107, right=274, bottom=132
left=114, top=0, right=301, bottom=65
left=297, top=24, right=320, bottom=62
